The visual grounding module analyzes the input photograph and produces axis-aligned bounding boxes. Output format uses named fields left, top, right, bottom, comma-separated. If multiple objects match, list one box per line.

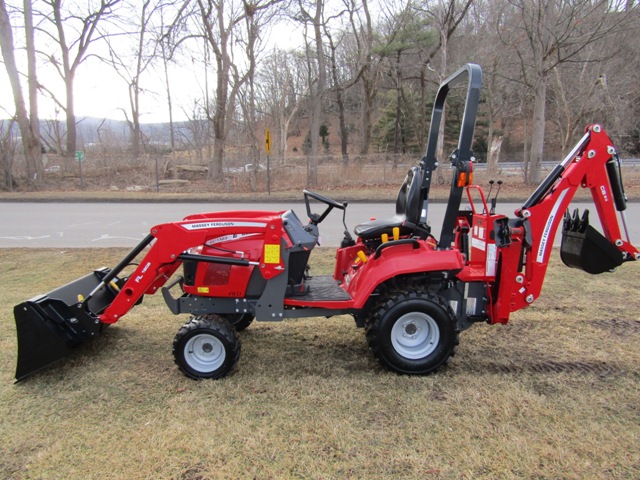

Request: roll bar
left=417, top=63, right=482, bottom=249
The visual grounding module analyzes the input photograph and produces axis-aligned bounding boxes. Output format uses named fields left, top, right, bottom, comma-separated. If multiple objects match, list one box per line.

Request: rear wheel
left=366, top=289, right=458, bottom=374
left=173, top=315, right=240, bottom=380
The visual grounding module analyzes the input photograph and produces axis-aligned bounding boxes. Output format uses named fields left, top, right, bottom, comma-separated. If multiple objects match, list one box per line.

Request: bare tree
left=324, top=14, right=350, bottom=169
left=104, top=0, right=164, bottom=159
left=155, top=2, right=181, bottom=153
left=181, top=100, right=212, bottom=165
left=345, top=0, right=379, bottom=156
left=498, top=0, right=634, bottom=184
left=464, top=0, right=514, bottom=176
left=296, top=0, right=328, bottom=187
left=236, top=0, right=281, bottom=191
left=0, top=120, right=17, bottom=190
left=38, top=0, right=121, bottom=164
left=257, top=48, right=308, bottom=160
left=24, top=0, right=40, bottom=157
left=417, top=0, right=473, bottom=163
left=169, top=0, right=279, bottom=181
left=548, top=61, right=607, bottom=156
left=0, top=0, right=43, bottom=187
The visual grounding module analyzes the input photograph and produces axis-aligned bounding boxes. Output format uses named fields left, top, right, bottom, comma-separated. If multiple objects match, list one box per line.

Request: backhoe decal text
left=536, top=189, right=569, bottom=263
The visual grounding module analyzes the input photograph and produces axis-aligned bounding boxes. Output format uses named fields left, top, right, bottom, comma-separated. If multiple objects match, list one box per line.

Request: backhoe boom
left=491, top=124, right=638, bottom=323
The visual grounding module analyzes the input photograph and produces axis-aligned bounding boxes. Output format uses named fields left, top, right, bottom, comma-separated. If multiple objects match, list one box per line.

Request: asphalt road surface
left=1, top=200, right=639, bottom=248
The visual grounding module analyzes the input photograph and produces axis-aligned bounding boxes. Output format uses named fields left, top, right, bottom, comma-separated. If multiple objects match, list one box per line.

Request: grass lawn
left=1, top=247, right=639, bottom=479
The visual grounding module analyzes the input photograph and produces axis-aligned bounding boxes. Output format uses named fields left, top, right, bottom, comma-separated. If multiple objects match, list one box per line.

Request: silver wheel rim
left=391, top=312, right=440, bottom=360
left=184, top=333, right=226, bottom=373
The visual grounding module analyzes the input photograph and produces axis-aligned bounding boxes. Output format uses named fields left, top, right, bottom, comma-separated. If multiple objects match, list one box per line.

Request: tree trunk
left=360, top=78, right=373, bottom=155
left=161, top=32, right=175, bottom=152
left=65, top=73, right=77, bottom=162
left=393, top=50, right=402, bottom=160
left=326, top=30, right=348, bottom=170
left=244, top=12, right=260, bottom=193
left=488, top=136, right=503, bottom=175
left=209, top=49, right=228, bottom=181
left=528, top=76, right=547, bottom=184
left=436, top=37, right=448, bottom=171
left=486, top=119, right=497, bottom=178
left=358, top=0, right=374, bottom=156
left=307, top=0, right=326, bottom=187
left=0, top=0, right=42, bottom=187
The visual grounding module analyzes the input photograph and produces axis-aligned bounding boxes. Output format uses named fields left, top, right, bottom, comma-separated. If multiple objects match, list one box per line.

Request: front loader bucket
left=14, top=268, right=117, bottom=382
left=560, top=209, right=623, bottom=274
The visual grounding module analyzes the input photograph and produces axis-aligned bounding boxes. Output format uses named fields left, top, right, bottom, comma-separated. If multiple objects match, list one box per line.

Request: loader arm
left=13, top=210, right=290, bottom=381
left=491, top=124, right=639, bottom=323
left=99, top=214, right=286, bottom=324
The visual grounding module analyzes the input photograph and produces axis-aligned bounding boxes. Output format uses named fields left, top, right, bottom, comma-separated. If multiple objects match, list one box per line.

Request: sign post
left=75, top=151, right=85, bottom=189
left=265, top=128, right=271, bottom=195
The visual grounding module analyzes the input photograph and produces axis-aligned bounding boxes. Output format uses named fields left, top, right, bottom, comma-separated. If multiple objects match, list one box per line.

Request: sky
left=0, top=12, right=303, bottom=125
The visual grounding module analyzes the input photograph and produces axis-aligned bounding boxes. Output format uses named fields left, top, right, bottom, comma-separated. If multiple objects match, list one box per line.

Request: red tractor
left=14, top=64, right=639, bottom=381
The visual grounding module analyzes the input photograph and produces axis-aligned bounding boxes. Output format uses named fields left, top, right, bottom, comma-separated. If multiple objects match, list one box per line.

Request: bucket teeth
left=579, top=210, right=589, bottom=233
left=563, top=208, right=590, bottom=233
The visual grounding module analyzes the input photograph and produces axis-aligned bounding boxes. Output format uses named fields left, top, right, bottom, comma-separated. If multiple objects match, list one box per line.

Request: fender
left=345, top=241, right=464, bottom=309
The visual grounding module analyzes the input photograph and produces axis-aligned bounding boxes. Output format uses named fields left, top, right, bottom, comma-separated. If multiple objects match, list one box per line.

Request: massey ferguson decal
left=536, top=189, right=568, bottom=263
left=183, top=221, right=267, bottom=231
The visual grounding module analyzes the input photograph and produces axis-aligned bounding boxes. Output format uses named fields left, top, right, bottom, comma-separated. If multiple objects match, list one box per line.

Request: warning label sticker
left=264, top=244, right=280, bottom=264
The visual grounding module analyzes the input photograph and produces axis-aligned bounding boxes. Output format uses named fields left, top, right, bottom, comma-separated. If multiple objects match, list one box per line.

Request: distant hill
left=1, top=116, right=194, bottom=151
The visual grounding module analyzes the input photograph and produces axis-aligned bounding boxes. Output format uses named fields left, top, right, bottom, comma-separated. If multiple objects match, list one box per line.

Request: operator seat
left=354, top=166, right=424, bottom=240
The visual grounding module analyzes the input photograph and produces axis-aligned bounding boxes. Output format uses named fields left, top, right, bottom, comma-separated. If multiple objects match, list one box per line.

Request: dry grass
left=1, top=248, right=639, bottom=479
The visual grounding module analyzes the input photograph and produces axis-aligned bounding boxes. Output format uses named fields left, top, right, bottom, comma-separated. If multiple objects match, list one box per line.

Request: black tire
left=366, top=289, right=458, bottom=375
left=224, top=313, right=255, bottom=332
left=173, top=315, right=240, bottom=380
left=200, top=313, right=254, bottom=332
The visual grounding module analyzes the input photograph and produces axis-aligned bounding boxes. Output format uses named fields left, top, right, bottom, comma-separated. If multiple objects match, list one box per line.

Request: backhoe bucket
left=14, top=268, right=117, bottom=382
left=560, top=209, right=623, bottom=274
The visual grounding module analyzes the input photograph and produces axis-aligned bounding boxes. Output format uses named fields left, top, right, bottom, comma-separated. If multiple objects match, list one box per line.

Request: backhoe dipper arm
left=492, top=125, right=639, bottom=322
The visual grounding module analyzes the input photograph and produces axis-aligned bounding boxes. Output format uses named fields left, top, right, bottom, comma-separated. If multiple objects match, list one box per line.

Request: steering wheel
left=303, top=189, right=346, bottom=225
left=303, top=190, right=345, bottom=210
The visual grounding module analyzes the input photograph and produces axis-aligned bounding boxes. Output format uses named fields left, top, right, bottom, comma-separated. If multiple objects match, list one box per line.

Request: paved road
left=1, top=200, right=639, bottom=248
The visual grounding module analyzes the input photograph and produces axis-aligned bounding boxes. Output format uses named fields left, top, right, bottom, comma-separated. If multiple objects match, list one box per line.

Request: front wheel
left=200, top=313, right=254, bottom=332
left=224, top=313, right=255, bottom=332
left=366, top=290, right=458, bottom=375
left=173, top=315, right=240, bottom=380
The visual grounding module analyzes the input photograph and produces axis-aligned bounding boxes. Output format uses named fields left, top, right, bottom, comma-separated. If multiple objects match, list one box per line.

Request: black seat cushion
left=354, top=167, right=423, bottom=240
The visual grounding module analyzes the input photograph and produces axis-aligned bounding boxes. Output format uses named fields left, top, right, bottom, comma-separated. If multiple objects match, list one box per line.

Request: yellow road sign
left=265, top=128, right=271, bottom=155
